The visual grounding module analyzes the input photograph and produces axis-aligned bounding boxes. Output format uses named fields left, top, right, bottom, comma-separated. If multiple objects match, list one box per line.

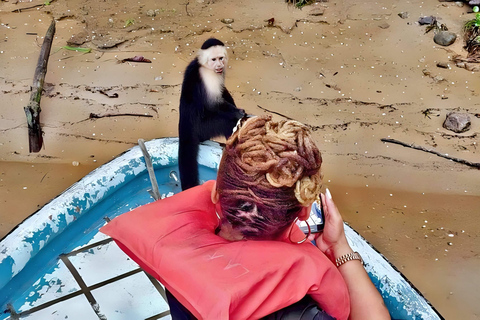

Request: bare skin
left=212, top=181, right=389, bottom=319
left=314, top=189, right=390, bottom=320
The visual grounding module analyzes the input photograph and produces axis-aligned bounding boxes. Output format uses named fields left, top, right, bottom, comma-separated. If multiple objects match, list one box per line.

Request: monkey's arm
left=202, top=101, right=245, bottom=139
left=222, top=88, right=236, bottom=106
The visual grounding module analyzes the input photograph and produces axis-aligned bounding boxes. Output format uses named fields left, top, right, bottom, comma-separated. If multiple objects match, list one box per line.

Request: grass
left=462, top=7, right=480, bottom=60
left=61, top=46, right=92, bottom=53
left=285, top=0, right=315, bottom=9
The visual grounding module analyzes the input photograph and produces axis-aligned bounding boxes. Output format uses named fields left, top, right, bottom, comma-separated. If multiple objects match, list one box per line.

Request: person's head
left=213, top=115, right=323, bottom=241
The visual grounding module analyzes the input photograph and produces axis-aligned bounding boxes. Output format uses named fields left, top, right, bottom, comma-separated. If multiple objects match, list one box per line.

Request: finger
left=326, top=187, right=333, bottom=200
left=323, top=190, right=344, bottom=223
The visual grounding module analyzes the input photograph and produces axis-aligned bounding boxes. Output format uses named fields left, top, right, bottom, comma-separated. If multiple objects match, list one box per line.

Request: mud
left=1, top=0, right=479, bottom=318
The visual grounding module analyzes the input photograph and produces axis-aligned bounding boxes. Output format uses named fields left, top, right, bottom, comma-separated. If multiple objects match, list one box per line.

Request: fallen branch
left=381, top=138, right=480, bottom=169
left=12, top=0, right=56, bottom=13
left=257, top=105, right=295, bottom=120
left=89, top=113, right=153, bottom=119
left=12, top=4, right=43, bottom=12
left=24, top=19, right=55, bottom=152
left=184, top=1, right=191, bottom=16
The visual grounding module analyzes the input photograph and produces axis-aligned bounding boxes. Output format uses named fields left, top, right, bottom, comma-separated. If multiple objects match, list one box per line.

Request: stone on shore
left=443, top=112, right=471, bottom=133
left=434, top=31, right=457, bottom=46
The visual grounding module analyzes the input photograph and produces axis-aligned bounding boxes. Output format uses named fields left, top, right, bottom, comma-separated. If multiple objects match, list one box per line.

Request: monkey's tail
left=178, top=138, right=200, bottom=191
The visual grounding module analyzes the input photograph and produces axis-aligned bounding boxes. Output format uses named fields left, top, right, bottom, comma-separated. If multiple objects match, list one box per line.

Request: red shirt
left=101, top=181, right=350, bottom=320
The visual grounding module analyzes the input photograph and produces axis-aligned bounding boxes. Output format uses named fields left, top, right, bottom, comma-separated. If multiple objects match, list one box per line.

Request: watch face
left=298, top=201, right=324, bottom=234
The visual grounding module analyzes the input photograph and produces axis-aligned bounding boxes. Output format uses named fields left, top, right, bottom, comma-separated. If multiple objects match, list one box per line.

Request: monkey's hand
left=219, top=101, right=245, bottom=120
left=235, top=108, right=246, bottom=120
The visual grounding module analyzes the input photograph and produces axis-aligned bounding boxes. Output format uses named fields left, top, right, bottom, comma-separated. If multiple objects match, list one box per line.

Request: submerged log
left=25, top=19, right=55, bottom=152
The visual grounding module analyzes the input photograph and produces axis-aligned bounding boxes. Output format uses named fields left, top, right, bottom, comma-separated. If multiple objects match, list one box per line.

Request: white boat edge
left=0, top=137, right=443, bottom=319
left=0, top=138, right=222, bottom=288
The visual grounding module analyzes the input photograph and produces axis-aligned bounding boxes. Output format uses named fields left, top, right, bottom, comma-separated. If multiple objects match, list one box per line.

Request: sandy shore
left=1, top=0, right=480, bottom=318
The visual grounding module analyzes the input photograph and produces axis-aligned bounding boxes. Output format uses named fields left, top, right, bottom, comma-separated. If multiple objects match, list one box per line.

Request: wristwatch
left=335, top=251, right=364, bottom=267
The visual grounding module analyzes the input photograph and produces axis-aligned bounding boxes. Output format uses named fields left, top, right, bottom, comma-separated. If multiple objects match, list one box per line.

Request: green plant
left=464, top=7, right=480, bottom=30
left=61, top=46, right=92, bottom=53
left=124, top=19, right=135, bottom=28
left=462, top=6, right=480, bottom=59
left=285, top=0, right=314, bottom=9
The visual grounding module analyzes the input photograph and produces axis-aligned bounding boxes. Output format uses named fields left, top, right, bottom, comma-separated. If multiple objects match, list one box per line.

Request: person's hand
left=312, top=189, right=353, bottom=262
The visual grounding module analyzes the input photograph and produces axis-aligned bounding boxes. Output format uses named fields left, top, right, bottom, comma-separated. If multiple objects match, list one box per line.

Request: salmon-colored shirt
left=101, top=180, right=350, bottom=320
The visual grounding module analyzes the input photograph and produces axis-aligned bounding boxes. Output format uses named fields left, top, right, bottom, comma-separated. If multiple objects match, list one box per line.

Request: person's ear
left=211, top=181, right=220, bottom=204
left=297, top=205, right=312, bottom=221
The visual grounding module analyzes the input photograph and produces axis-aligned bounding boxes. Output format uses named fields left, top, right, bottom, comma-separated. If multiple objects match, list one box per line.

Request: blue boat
left=0, top=138, right=443, bottom=319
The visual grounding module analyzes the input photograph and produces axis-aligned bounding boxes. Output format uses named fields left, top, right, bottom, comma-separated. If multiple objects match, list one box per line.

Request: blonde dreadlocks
left=216, top=115, right=322, bottom=240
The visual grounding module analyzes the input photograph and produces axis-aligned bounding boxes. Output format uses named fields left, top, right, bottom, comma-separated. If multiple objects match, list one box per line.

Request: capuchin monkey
left=178, top=38, right=245, bottom=191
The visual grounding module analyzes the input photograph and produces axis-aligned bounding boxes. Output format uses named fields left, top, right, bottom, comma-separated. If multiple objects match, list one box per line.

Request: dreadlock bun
left=231, top=115, right=322, bottom=206
left=217, top=115, right=323, bottom=240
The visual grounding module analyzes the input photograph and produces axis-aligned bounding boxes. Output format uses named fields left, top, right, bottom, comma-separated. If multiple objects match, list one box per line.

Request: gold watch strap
left=335, top=251, right=364, bottom=267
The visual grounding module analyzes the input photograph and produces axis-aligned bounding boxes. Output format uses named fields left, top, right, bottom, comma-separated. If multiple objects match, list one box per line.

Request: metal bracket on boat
left=138, top=139, right=161, bottom=201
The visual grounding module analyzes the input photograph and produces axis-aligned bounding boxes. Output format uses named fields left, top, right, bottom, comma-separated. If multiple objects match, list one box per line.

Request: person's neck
left=217, top=221, right=245, bottom=241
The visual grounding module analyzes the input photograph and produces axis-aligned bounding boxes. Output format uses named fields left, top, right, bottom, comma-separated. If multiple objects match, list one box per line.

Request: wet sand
left=1, top=0, right=480, bottom=318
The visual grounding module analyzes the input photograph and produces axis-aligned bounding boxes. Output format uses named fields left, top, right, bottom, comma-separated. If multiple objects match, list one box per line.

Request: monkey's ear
left=211, top=181, right=220, bottom=204
left=197, top=48, right=207, bottom=66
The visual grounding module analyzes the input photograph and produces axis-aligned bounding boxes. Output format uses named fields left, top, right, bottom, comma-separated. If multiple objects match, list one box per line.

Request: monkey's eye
left=212, top=58, right=216, bottom=61
left=219, top=57, right=224, bottom=61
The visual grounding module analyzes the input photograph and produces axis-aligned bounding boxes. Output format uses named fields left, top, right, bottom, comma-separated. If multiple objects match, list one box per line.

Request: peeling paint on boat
left=18, top=260, right=80, bottom=312
left=0, top=138, right=221, bottom=292
left=345, top=224, right=441, bottom=319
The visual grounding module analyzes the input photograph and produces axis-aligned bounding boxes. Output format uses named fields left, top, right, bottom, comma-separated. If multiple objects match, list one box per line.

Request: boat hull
left=0, top=138, right=442, bottom=319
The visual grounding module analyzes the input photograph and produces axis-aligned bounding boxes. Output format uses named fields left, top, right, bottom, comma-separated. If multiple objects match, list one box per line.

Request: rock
left=469, top=0, right=480, bottom=5
left=433, top=75, right=445, bottom=83
left=67, top=31, right=89, bottom=46
left=418, top=16, right=436, bottom=25
left=378, top=22, right=390, bottom=29
left=398, top=12, right=409, bottom=19
left=309, top=7, right=325, bottom=16
left=91, top=33, right=126, bottom=49
left=455, top=1, right=464, bottom=7
left=146, top=9, right=156, bottom=17
left=434, top=31, right=457, bottom=46
left=221, top=18, right=234, bottom=24
left=436, top=62, right=450, bottom=69
left=443, top=112, right=471, bottom=133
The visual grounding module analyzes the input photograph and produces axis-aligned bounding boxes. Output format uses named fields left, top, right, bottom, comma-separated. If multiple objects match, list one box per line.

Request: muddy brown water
left=1, top=0, right=480, bottom=318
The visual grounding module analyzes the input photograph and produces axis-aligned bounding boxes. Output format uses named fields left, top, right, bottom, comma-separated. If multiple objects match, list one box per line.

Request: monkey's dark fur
left=178, top=39, right=244, bottom=191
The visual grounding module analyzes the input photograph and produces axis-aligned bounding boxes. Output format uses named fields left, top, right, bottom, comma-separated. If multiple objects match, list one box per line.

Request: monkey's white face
left=201, top=46, right=227, bottom=74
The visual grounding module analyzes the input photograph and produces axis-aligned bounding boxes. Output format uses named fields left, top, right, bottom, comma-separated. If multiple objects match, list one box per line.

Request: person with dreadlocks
left=102, top=115, right=389, bottom=320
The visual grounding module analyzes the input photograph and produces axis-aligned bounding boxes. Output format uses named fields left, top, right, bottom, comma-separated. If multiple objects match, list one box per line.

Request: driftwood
left=12, top=4, right=44, bottom=12
left=24, top=19, right=55, bottom=152
left=12, top=0, right=56, bottom=13
left=257, top=105, right=295, bottom=120
left=381, top=138, right=480, bottom=169
left=89, top=113, right=153, bottom=119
